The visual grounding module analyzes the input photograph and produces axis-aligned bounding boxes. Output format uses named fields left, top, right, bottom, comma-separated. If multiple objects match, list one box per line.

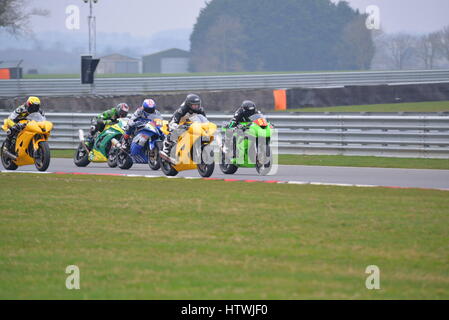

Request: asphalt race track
left=2, top=158, right=449, bottom=191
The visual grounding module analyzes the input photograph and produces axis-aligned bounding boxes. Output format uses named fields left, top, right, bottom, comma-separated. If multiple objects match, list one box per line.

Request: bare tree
left=416, top=32, right=441, bottom=69
left=439, top=26, right=449, bottom=64
left=385, top=33, right=415, bottom=70
left=0, top=0, right=48, bottom=34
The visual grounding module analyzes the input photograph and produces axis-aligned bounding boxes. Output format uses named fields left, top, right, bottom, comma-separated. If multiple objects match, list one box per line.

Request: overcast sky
left=29, top=0, right=449, bottom=36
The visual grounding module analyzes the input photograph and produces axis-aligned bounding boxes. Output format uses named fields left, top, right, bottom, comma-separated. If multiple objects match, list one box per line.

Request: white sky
left=28, top=0, right=449, bottom=36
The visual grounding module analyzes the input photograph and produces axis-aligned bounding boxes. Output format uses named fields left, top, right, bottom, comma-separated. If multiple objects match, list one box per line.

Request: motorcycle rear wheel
left=0, top=141, right=18, bottom=170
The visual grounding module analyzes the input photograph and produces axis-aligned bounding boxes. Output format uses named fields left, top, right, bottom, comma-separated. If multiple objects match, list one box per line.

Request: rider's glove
left=228, top=121, right=236, bottom=129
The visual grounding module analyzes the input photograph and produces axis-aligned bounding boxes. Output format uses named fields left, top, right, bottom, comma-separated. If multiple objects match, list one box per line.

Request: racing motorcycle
left=74, top=118, right=127, bottom=168
left=159, top=114, right=216, bottom=177
left=116, top=116, right=167, bottom=170
left=1, top=112, right=53, bottom=171
left=218, top=113, right=273, bottom=175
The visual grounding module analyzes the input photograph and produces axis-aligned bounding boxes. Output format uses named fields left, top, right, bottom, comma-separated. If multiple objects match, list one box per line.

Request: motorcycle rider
left=85, top=103, right=129, bottom=148
left=122, top=98, right=162, bottom=149
left=3, top=96, right=44, bottom=154
left=160, top=93, right=206, bottom=159
left=223, top=100, right=262, bottom=154
left=227, top=100, right=262, bottom=128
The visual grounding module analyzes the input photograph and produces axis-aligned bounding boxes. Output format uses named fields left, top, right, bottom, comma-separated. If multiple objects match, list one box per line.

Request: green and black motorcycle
left=218, top=114, right=274, bottom=175
left=73, top=118, right=128, bottom=167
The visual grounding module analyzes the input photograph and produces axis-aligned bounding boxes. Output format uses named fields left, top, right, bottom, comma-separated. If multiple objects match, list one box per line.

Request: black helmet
left=241, top=100, right=256, bottom=112
left=116, top=103, right=129, bottom=118
left=185, top=93, right=201, bottom=111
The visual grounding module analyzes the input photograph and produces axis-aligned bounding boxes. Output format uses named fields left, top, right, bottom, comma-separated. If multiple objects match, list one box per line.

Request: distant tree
left=438, top=26, right=449, bottom=64
left=191, top=15, right=248, bottom=72
left=416, top=32, right=441, bottom=69
left=0, top=0, right=48, bottom=34
left=189, top=0, right=374, bottom=72
left=385, top=33, right=415, bottom=70
left=334, top=15, right=375, bottom=70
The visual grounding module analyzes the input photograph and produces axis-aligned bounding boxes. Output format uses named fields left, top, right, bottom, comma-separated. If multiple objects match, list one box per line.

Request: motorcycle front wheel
left=117, top=150, right=133, bottom=170
left=148, top=144, right=161, bottom=170
left=160, top=157, right=178, bottom=176
left=74, top=143, right=90, bottom=167
left=34, top=141, right=51, bottom=171
left=107, top=146, right=118, bottom=168
left=197, top=144, right=215, bottom=177
left=219, top=149, right=238, bottom=174
left=255, top=145, right=272, bottom=176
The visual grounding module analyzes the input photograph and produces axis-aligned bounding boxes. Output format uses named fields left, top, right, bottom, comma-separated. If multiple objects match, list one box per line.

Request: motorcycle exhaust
left=78, top=129, right=85, bottom=142
left=2, top=149, right=17, bottom=161
left=78, top=129, right=90, bottom=153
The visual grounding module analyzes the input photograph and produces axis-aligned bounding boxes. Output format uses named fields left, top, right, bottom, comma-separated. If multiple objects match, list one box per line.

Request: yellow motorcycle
left=160, top=114, right=217, bottom=177
left=1, top=113, right=53, bottom=171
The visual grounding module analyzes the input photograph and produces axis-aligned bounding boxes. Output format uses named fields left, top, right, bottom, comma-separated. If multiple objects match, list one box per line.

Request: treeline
left=189, top=0, right=374, bottom=72
left=372, top=26, right=449, bottom=70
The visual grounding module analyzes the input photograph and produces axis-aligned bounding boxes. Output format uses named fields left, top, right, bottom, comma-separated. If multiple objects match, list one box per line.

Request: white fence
left=1, top=112, right=448, bottom=158
left=1, top=69, right=449, bottom=96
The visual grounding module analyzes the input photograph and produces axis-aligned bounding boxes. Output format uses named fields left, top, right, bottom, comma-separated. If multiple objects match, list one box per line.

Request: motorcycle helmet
left=142, top=99, right=156, bottom=114
left=26, top=96, right=41, bottom=113
left=185, top=94, right=201, bottom=111
left=116, top=103, right=130, bottom=118
left=241, top=100, right=256, bottom=113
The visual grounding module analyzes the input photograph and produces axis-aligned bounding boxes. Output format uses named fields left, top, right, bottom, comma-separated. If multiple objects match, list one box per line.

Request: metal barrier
left=1, top=112, right=448, bottom=158
left=1, top=69, right=449, bottom=97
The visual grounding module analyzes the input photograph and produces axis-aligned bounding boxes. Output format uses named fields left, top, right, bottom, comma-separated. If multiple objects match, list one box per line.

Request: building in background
left=142, top=48, right=189, bottom=74
left=96, top=54, right=140, bottom=74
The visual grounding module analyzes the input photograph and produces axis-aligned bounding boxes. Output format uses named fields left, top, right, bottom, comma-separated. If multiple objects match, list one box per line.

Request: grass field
left=0, top=173, right=448, bottom=299
left=285, top=100, right=449, bottom=113
left=279, top=155, right=449, bottom=170
left=50, top=150, right=449, bottom=170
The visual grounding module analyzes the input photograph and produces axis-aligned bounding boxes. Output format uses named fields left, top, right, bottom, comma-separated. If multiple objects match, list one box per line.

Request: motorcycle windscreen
left=249, top=114, right=268, bottom=127
left=26, top=112, right=46, bottom=122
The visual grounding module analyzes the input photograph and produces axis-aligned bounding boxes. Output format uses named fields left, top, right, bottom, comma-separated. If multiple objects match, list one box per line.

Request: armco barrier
left=1, top=69, right=449, bottom=97
left=0, top=112, right=448, bottom=158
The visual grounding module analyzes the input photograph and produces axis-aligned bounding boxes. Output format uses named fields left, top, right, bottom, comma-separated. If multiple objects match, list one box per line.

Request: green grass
left=50, top=149, right=449, bottom=170
left=0, top=173, right=448, bottom=299
left=279, top=155, right=449, bottom=170
left=285, top=100, right=449, bottom=113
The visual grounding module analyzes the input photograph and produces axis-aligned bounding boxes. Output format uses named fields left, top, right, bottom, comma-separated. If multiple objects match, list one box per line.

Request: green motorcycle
left=219, top=114, right=273, bottom=175
left=73, top=118, right=128, bottom=167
